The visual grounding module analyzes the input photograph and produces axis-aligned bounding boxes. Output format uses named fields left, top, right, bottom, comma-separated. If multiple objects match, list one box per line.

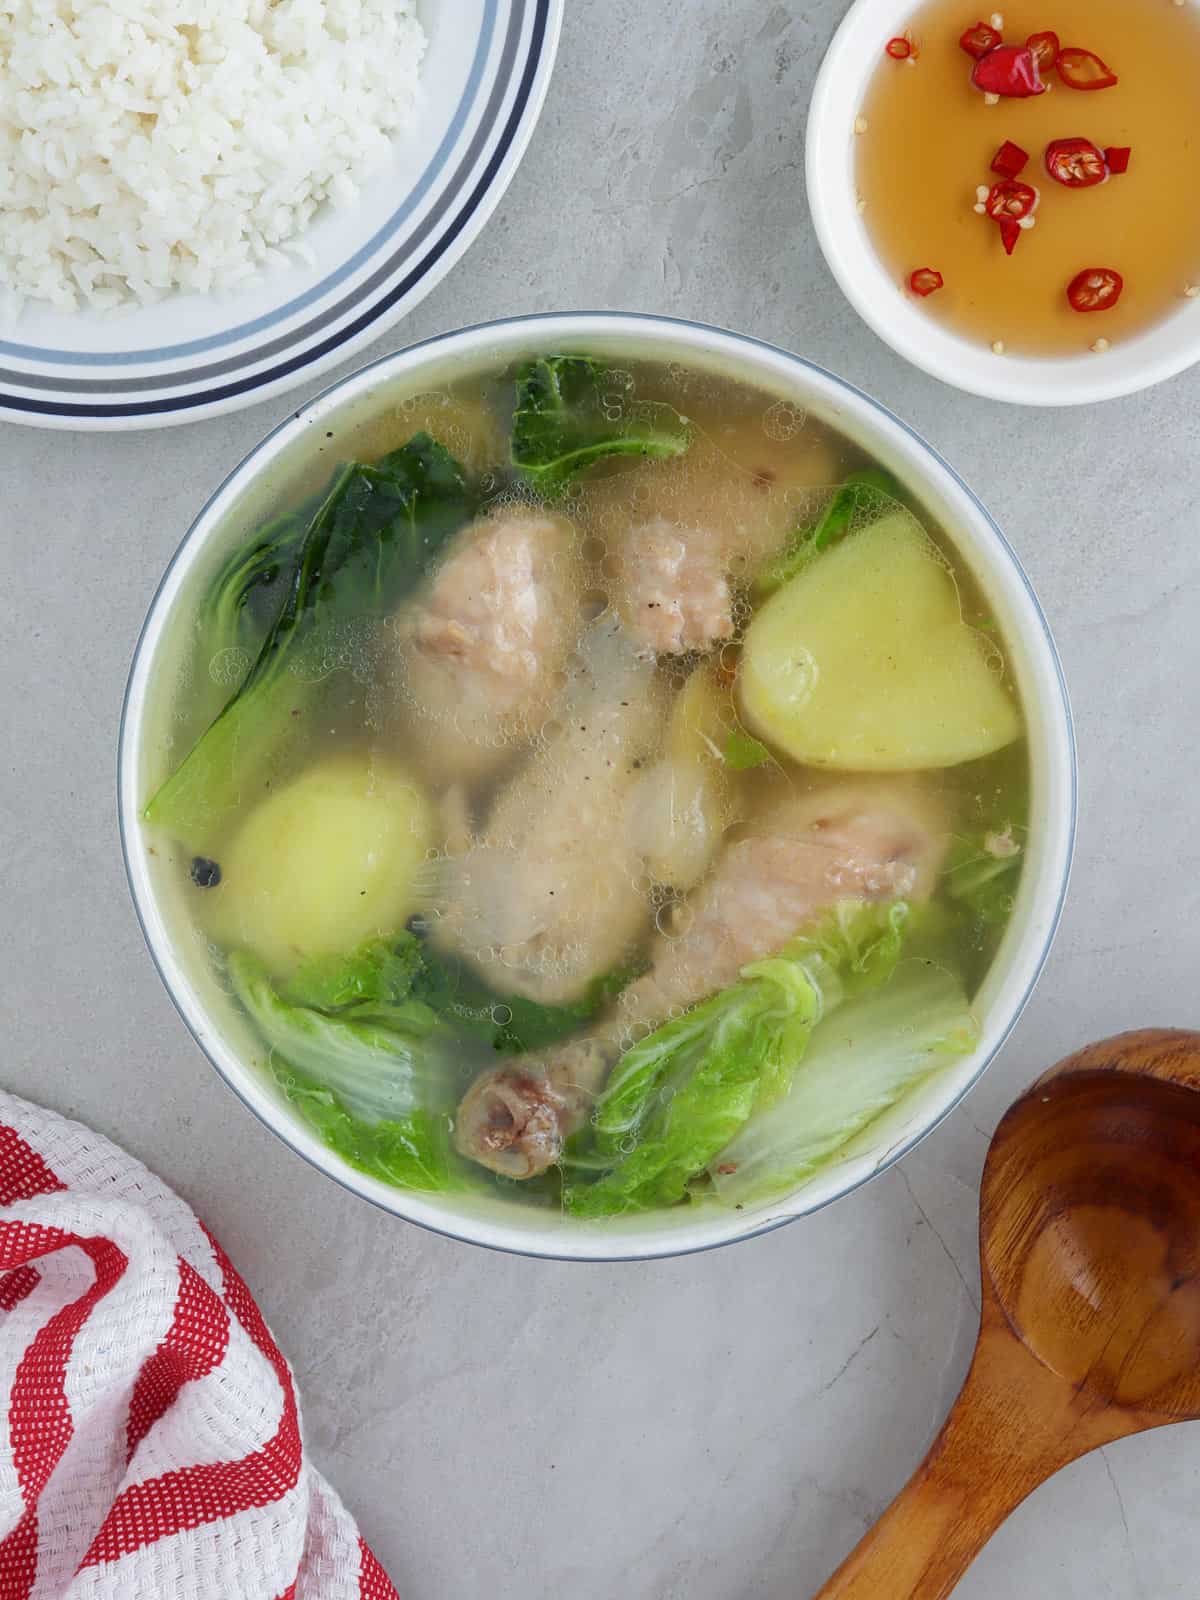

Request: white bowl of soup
left=119, top=313, right=1075, bottom=1260
left=807, top=0, right=1200, bottom=404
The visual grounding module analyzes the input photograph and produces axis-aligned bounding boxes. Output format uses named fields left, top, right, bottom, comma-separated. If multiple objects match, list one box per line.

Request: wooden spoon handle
left=812, top=1298, right=1138, bottom=1599
left=812, top=1390, right=1039, bottom=1598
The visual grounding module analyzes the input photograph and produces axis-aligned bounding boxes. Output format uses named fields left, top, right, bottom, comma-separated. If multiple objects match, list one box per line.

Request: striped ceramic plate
left=0, top=0, right=562, bottom=430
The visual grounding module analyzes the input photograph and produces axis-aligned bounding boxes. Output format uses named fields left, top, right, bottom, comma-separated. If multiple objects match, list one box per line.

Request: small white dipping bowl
left=119, top=313, right=1076, bottom=1261
left=806, top=0, right=1200, bottom=405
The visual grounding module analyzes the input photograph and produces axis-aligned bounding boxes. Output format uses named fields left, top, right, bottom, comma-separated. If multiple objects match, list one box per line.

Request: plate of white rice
left=0, top=0, right=562, bottom=428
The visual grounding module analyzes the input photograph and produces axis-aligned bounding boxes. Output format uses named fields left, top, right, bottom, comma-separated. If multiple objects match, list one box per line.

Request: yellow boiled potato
left=633, top=664, right=735, bottom=891
left=666, top=659, right=734, bottom=765
left=206, top=753, right=433, bottom=976
left=738, top=512, right=1021, bottom=771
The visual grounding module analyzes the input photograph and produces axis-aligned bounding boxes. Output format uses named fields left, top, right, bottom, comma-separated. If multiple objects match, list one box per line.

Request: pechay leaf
left=510, top=355, right=690, bottom=495
left=197, top=507, right=308, bottom=699
left=228, top=948, right=449, bottom=1126
left=563, top=900, right=912, bottom=1217
left=272, top=1064, right=457, bottom=1193
left=144, top=434, right=474, bottom=853
left=754, top=467, right=903, bottom=598
left=286, top=934, right=426, bottom=1013
left=409, top=944, right=639, bottom=1055
left=708, top=961, right=977, bottom=1208
left=286, top=930, right=637, bottom=1056
left=232, top=930, right=639, bottom=1196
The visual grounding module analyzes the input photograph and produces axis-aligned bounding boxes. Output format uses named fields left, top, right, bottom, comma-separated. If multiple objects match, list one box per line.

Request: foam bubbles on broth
left=150, top=354, right=1029, bottom=1209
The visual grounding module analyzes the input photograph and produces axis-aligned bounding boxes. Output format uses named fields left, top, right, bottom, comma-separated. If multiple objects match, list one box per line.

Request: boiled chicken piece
left=617, top=779, right=947, bottom=1029
left=394, top=510, right=581, bottom=785
left=610, top=518, right=734, bottom=656
left=454, top=778, right=948, bottom=1178
left=429, top=620, right=669, bottom=1008
left=591, top=414, right=839, bottom=656
left=455, top=1036, right=612, bottom=1181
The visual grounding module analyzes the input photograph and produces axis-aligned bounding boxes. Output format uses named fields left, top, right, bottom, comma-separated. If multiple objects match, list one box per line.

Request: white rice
left=0, top=0, right=427, bottom=315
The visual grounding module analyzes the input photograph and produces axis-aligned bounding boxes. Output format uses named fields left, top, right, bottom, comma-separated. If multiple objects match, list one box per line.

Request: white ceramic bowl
left=806, top=0, right=1200, bottom=405
left=119, top=312, right=1077, bottom=1260
left=0, top=0, right=561, bottom=431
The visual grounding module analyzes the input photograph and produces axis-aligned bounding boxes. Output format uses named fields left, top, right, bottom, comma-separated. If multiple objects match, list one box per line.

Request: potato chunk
left=206, top=754, right=432, bottom=976
left=738, top=512, right=1021, bottom=771
left=628, top=663, right=734, bottom=891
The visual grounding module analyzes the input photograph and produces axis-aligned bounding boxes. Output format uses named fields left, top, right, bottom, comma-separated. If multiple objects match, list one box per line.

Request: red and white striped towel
left=0, top=1091, right=398, bottom=1599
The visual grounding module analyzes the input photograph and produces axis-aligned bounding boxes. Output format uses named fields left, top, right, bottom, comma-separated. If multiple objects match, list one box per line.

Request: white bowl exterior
left=0, top=0, right=562, bottom=429
left=119, top=313, right=1076, bottom=1260
left=806, top=0, right=1200, bottom=405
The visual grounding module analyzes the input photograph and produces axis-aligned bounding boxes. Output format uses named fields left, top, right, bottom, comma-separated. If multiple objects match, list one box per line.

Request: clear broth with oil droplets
left=857, top=0, right=1200, bottom=356
left=144, top=357, right=1029, bottom=1214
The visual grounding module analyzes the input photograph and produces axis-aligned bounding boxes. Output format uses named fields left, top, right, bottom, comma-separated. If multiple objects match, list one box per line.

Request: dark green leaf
left=410, top=945, right=640, bottom=1054
left=511, top=355, right=689, bottom=495
left=282, top=929, right=638, bottom=1056
left=754, top=467, right=904, bottom=597
left=723, top=729, right=772, bottom=770
left=144, top=434, right=474, bottom=852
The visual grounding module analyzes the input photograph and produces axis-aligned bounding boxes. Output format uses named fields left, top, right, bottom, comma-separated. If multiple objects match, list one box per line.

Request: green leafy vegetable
left=945, top=824, right=1025, bottom=928
left=233, top=928, right=639, bottom=1195
left=563, top=900, right=911, bottom=1217
left=272, top=1065, right=456, bottom=1192
left=198, top=509, right=308, bottom=688
left=229, top=948, right=448, bottom=1125
left=286, top=934, right=427, bottom=1015
left=290, top=930, right=637, bottom=1054
left=409, top=945, right=637, bottom=1055
left=144, top=433, right=474, bottom=853
left=723, top=729, right=772, bottom=771
left=510, top=355, right=690, bottom=495
left=233, top=941, right=465, bottom=1192
left=755, top=467, right=902, bottom=598
left=709, top=962, right=977, bottom=1207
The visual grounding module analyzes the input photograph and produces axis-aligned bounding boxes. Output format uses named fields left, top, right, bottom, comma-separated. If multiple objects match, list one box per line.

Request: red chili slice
left=910, top=267, right=945, bottom=296
left=1056, top=47, right=1119, bottom=90
left=1067, top=267, right=1123, bottom=312
left=1105, top=145, right=1132, bottom=174
left=886, top=35, right=913, bottom=58
left=991, top=140, right=1029, bottom=178
left=1026, top=31, right=1060, bottom=72
left=986, top=179, right=1037, bottom=221
left=973, top=45, right=1045, bottom=97
left=998, top=218, right=1021, bottom=255
left=960, top=21, right=1002, bottom=59
left=1045, top=137, right=1107, bottom=188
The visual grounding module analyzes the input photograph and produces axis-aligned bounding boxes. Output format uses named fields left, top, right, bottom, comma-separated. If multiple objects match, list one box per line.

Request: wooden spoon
left=814, top=1028, right=1200, bottom=1599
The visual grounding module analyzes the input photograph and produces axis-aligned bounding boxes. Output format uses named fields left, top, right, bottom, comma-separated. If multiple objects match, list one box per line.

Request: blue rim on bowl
left=1, top=0, right=563, bottom=430
left=118, top=312, right=1078, bottom=1261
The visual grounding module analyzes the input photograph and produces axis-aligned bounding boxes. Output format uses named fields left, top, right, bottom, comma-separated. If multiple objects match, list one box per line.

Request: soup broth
left=143, top=354, right=1028, bottom=1218
left=857, top=0, right=1200, bottom=355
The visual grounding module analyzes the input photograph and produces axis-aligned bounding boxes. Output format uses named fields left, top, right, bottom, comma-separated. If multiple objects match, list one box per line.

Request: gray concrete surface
left=3, top=1, right=1199, bottom=1594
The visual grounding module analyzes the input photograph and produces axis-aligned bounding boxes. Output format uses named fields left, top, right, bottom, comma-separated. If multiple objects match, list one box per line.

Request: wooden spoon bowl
left=815, top=1028, right=1200, bottom=1599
